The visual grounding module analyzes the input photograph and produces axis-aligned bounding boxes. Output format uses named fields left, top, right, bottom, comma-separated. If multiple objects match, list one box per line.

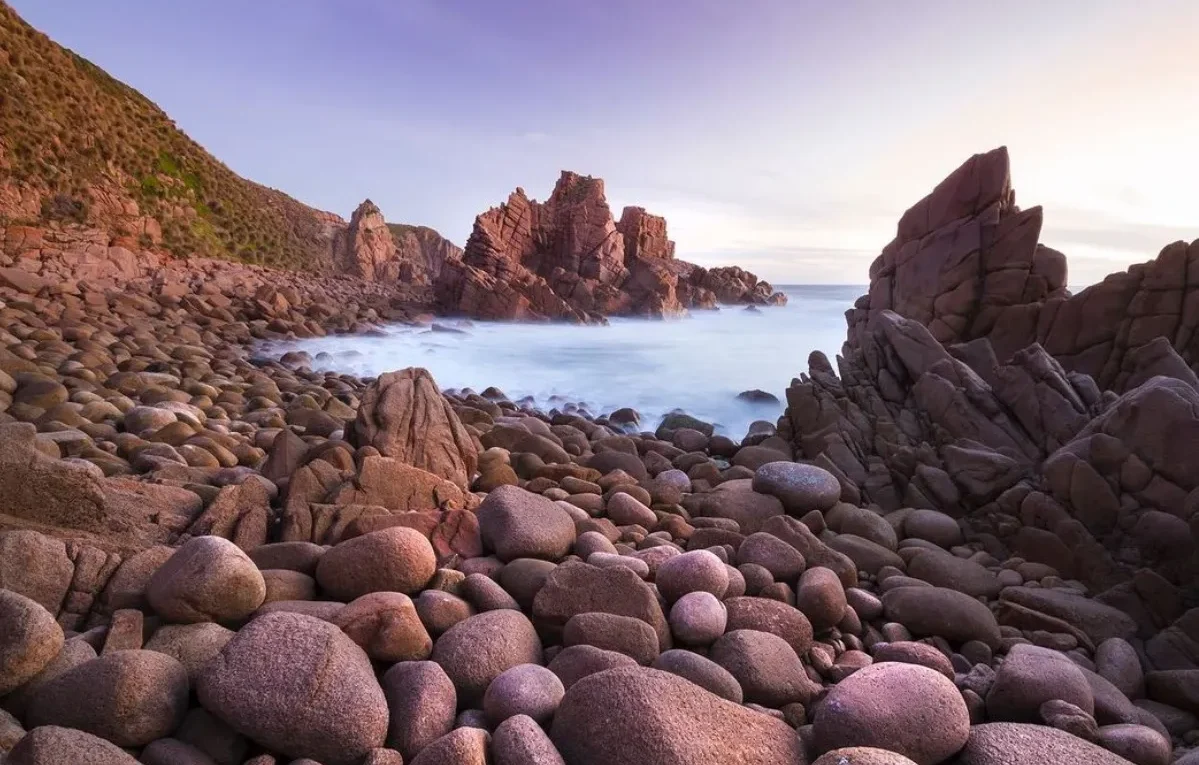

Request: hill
left=0, top=1, right=344, bottom=269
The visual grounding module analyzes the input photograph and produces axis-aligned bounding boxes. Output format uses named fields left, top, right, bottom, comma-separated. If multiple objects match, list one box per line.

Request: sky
left=12, top=0, right=1199, bottom=285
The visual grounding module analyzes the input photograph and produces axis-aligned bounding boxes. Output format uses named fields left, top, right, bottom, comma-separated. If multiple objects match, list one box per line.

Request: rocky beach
left=4, top=3, right=1199, bottom=765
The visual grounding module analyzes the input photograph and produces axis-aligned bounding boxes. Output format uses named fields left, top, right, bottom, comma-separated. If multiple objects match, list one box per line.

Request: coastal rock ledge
left=0, top=145, right=1198, bottom=765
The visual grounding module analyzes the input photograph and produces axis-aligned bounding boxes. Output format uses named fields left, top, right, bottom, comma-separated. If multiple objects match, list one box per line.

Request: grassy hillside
left=0, top=1, right=340, bottom=268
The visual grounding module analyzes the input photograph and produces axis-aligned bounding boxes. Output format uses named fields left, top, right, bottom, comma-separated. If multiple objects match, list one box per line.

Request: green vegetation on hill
left=0, top=1, right=338, bottom=268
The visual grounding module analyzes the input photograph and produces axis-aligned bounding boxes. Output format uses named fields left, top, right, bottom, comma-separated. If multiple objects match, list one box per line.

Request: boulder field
left=0, top=147, right=1198, bottom=765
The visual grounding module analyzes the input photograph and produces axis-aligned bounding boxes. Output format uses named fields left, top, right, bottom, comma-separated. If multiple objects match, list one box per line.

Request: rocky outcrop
left=783, top=147, right=1199, bottom=607
left=331, top=200, right=398, bottom=281
left=389, top=223, right=463, bottom=283
left=864, top=146, right=1199, bottom=390
left=437, top=171, right=785, bottom=321
left=348, top=368, right=479, bottom=490
left=332, top=200, right=461, bottom=285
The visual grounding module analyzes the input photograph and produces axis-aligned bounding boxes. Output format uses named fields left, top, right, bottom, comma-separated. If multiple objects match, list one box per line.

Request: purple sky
left=13, top=0, right=1198, bottom=283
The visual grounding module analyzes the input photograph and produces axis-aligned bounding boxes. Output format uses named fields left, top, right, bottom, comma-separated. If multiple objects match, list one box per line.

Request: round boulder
left=563, top=612, right=659, bottom=665
left=669, top=591, right=727, bottom=645
left=27, top=650, right=189, bottom=748
left=483, top=663, right=566, bottom=726
left=493, top=714, right=566, bottom=765
left=551, top=666, right=801, bottom=764
left=547, top=645, right=638, bottom=691
left=903, top=510, right=963, bottom=548
left=710, top=629, right=817, bottom=707
left=476, top=485, right=577, bottom=562
left=813, top=661, right=968, bottom=765
left=986, top=644, right=1095, bottom=723
left=724, top=596, right=814, bottom=656
left=737, top=532, right=806, bottom=580
left=882, top=586, right=1001, bottom=648
left=753, top=461, right=841, bottom=514
left=0, top=589, right=63, bottom=696
left=197, top=611, right=388, bottom=765
left=146, top=536, right=266, bottom=624
left=814, top=749, right=920, bottom=765
left=432, top=609, right=543, bottom=705
left=655, top=549, right=729, bottom=603
left=796, top=566, right=848, bottom=632
left=381, top=661, right=456, bottom=762
left=956, top=722, right=1139, bottom=765
left=6, top=725, right=139, bottom=765
left=652, top=649, right=744, bottom=703
left=316, top=527, right=437, bottom=601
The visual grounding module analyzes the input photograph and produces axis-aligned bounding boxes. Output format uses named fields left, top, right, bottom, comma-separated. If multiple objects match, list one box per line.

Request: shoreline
left=0, top=148, right=1197, bottom=765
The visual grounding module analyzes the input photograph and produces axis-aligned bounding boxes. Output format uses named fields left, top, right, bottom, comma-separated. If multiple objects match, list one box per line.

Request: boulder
left=483, top=663, right=565, bottom=726
left=550, top=666, right=804, bottom=764
left=333, top=592, right=433, bottom=662
left=956, top=722, right=1141, bottom=765
left=651, top=649, right=744, bottom=703
left=197, top=612, right=388, bottom=765
left=710, top=629, right=817, bottom=707
left=381, top=661, right=456, bottom=762
left=477, top=485, right=576, bottom=561
left=492, top=713, right=567, bottom=765
left=533, top=562, right=669, bottom=649
left=431, top=609, right=543, bottom=705
left=986, top=644, right=1095, bottom=723
left=315, top=526, right=437, bottom=600
left=654, top=549, right=729, bottom=603
left=0, top=590, right=63, bottom=697
left=813, top=662, right=969, bottom=765
left=348, top=368, right=478, bottom=490
left=753, top=461, right=842, bottom=513
left=26, top=650, right=189, bottom=748
left=146, top=536, right=266, bottom=624
left=882, top=586, right=1002, bottom=648
left=5, top=725, right=139, bottom=765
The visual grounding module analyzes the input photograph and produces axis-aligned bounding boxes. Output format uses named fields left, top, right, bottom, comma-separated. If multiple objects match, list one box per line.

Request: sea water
left=269, top=285, right=864, bottom=439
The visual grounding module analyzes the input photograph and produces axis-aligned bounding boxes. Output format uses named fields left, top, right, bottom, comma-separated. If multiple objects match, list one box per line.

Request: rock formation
left=331, top=200, right=462, bottom=286
left=437, top=171, right=786, bottom=321
left=863, top=146, right=1199, bottom=391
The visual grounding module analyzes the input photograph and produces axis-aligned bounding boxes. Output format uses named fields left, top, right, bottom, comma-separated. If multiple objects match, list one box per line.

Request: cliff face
left=438, top=171, right=786, bottom=321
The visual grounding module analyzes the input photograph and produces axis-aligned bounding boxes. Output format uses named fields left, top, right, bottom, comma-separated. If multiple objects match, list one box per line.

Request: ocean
left=269, top=285, right=865, bottom=439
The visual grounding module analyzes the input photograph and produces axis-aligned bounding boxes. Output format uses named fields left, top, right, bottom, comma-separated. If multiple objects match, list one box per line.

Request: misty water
left=268, top=285, right=865, bottom=439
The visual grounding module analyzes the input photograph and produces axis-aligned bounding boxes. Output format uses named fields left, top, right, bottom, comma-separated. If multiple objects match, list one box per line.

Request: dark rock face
left=436, top=171, right=785, bottom=321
